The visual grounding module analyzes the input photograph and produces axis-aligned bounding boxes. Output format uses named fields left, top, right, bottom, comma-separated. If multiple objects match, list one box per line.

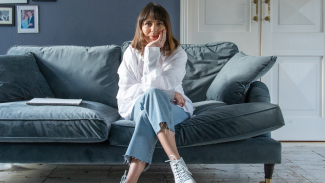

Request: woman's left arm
left=141, top=46, right=187, bottom=102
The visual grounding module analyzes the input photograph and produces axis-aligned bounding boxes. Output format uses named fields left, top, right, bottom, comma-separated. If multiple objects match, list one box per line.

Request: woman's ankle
left=169, top=154, right=181, bottom=160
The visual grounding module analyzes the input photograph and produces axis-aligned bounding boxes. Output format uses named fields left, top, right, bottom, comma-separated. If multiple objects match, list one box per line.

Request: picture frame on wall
left=0, top=5, right=15, bottom=26
left=17, top=5, right=39, bottom=33
left=0, top=0, right=28, bottom=3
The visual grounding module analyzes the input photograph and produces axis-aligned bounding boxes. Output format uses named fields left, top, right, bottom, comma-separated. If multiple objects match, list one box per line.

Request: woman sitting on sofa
left=116, top=2, right=196, bottom=183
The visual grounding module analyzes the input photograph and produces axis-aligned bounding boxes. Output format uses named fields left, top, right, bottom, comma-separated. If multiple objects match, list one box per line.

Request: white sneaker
left=120, top=170, right=127, bottom=183
left=165, top=155, right=196, bottom=183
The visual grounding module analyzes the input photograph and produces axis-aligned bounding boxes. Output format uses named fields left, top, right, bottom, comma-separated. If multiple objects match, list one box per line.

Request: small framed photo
left=17, top=5, right=39, bottom=33
left=0, top=0, right=28, bottom=3
left=0, top=5, right=15, bottom=26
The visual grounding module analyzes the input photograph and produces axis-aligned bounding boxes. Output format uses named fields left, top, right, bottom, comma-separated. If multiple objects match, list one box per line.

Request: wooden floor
left=0, top=142, right=324, bottom=183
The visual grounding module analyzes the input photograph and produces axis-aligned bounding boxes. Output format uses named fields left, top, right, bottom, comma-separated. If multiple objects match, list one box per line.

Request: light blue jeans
left=122, top=88, right=191, bottom=172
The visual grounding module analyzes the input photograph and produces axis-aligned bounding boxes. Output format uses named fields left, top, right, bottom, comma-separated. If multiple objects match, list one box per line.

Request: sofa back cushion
left=7, top=45, right=121, bottom=108
left=206, top=51, right=277, bottom=104
left=121, top=41, right=239, bottom=103
left=181, top=42, right=238, bottom=102
left=0, top=53, right=55, bottom=103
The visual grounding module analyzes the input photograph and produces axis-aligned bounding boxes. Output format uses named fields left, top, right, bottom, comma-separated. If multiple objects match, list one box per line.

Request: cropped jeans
left=122, top=88, right=191, bottom=172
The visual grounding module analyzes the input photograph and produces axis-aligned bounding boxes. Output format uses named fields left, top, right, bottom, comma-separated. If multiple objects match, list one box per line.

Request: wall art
left=17, top=5, right=39, bottom=33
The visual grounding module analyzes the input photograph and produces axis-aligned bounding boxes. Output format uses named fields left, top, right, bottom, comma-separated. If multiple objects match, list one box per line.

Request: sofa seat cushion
left=0, top=100, right=120, bottom=143
left=108, top=102, right=285, bottom=148
left=192, top=100, right=227, bottom=115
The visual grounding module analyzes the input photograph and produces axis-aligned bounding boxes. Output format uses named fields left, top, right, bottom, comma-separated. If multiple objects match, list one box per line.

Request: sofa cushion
left=181, top=42, right=239, bottom=103
left=0, top=53, right=54, bottom=103
left=6, top=45, right=121, bottom=108
left=191, top=100, right=227, bottom=115
left=206, top=51, right=277, bottom=104
left=121, top=41, right=239, bottom=103
left=108, top=102, right=285, bottom=148
left=0, top=100, right=120, bottom=143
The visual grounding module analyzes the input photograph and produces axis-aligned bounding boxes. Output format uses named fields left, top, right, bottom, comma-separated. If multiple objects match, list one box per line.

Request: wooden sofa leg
left=260, top=164, right=274, bottom=183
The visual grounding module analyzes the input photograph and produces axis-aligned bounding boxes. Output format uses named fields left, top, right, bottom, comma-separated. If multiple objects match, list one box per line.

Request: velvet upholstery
left=1, top=42, right=284, bottom=167
left=108, top=102, right=284, bottom=148
left=245, top=81, right=271, bottom=103
left=120, top=41, right=239, bottom=103
left=0, top=137, right=281, bottom=164
left=0, top=53, right=54, bottom=103
left=0, top=100, right=120, bottom=143
left=6, top=45, right=121, bottom=108
left=246, top=81, right=273, bottom=138
left=206, top=51, right=277, bottom=104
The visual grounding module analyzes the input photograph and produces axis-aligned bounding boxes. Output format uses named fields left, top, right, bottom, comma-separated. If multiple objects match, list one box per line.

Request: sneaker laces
left=165, top=155, right=192, bottom=181
left=120, top=170, right=127, bottom=183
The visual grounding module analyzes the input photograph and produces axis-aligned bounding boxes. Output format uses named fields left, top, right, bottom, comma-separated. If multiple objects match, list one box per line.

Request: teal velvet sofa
left=0, top=41, right=285, bottom=183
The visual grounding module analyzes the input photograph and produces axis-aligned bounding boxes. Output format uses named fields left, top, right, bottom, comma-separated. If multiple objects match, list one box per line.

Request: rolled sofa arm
left=245, top=81, right=270, bottom=103
left=245, top=81, right=272, bottom=138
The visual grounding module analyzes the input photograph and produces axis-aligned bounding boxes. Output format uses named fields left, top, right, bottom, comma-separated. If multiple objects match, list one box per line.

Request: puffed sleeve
left=141, top=46, right=187, bottom=101
left=116, top=46, right=144, bottom=102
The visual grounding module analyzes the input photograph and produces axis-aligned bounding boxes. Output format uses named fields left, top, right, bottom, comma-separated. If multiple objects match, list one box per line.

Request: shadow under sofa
left=0, top=41, right=285, bottom=183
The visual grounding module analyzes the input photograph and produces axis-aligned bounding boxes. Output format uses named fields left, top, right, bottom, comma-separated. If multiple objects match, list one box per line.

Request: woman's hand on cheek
left=146, top=29, right=167, bottom=48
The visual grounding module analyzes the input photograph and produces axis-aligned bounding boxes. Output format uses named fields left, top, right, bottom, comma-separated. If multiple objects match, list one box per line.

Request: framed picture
left=0, top=5, right=14, bottom=26
left=17, top=5, right=39, bottom=33
left=0, top=0, right=28, bottom=3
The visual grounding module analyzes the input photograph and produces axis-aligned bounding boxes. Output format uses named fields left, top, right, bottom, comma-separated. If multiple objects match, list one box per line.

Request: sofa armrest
left=245, top=81, right=270, bottom=103
left=245, top=81, right=272, bottom=138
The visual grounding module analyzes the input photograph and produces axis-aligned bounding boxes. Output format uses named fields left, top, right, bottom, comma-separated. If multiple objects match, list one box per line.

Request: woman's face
left=24, top=16, right=28, bottom=20
left=142, top=14, right=166, bottom=43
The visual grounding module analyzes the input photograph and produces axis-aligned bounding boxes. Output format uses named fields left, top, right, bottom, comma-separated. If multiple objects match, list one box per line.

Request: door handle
left=264, top=0, right=270, bottom=21
left=253, top=0, right=258, bottom=22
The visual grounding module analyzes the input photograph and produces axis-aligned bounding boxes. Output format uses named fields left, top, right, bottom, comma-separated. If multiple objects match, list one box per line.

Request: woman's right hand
left=146, top=29, right=167, bottom=48
left=174, top=91, right=186, bottom=107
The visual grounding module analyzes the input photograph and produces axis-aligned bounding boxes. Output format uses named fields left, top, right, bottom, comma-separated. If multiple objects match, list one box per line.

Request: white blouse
left=116, top=44, right=195, bottom=120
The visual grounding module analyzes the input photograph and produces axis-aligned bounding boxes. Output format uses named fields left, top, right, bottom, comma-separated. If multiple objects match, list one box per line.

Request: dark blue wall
left=0, top=0, right=180, bottom=54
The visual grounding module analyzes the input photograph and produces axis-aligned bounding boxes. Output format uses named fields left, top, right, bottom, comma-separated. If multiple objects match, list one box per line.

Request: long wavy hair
left=131, top=2, right=180, bottom=57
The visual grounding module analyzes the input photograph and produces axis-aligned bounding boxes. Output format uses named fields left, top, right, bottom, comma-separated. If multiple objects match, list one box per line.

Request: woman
left=117, top=2, right=196, bottom=183
left=21, top=15, right=29, bottom=29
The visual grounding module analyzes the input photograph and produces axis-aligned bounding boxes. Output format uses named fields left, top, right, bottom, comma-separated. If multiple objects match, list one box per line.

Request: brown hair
left=131, top=2, right=180, bottom=57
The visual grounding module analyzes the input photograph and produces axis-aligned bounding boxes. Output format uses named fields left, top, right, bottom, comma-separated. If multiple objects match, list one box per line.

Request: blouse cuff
left=163, top=88, right=175, bottom=102
left=144, top=46, right=161, bottom=74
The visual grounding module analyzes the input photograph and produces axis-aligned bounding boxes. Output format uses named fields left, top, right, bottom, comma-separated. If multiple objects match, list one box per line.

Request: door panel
left=184, top=0, right=325, bottom=140
left=278, top=57, right=322, bottom=117
left=188, top=0, right=261, bottom=56
left=202, top=0, right=250, bottom=32
left=261, top=0, right=325, bottom=140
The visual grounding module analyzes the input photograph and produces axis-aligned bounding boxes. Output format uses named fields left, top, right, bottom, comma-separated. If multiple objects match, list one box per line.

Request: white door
left=261, top=0, right=325, bottom=140
left=181, top=0, right=325, bottom=140
left=182, top=0, right=261, bottom=56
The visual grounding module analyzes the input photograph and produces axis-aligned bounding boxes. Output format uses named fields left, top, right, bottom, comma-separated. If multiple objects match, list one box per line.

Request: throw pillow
left=206, top=51, right=277, bottom=104
left=0, top=53, right=55, bottom=103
